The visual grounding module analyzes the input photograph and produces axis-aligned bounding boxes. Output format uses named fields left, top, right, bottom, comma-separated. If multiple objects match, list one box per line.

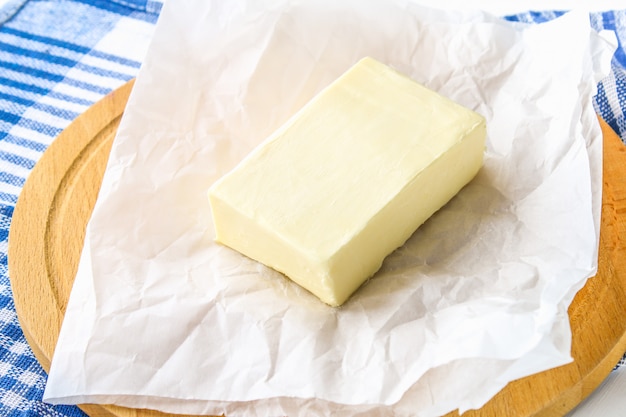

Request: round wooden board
left=7, top=80, right=626, bottom=417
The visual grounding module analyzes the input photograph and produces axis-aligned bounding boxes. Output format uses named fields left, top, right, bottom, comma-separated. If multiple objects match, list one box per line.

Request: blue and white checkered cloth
left=0, top=2, right=624, bottom=416
left=0, top=2, right=161, bottom=415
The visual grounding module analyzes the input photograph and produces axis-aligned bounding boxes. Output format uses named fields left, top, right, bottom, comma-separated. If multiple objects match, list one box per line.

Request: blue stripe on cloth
left=615, top=85, right=626, bottom=136
left=0, top=76, right=49, bottom=96
left=0, top=60, right=112, bottom=95
left=82, top=50, right=142, bottom=69
left=2, top=133, right=47, bottom=153
left=0, top=40, right=78, bottom=67
left=103, top=0, right=163, bottom=14
left=0, top=192, right=18, bottom=205
left=0, top=92, right=80, bottom=121
left=73, top=0, right=162, bottom=22
left=504, top=10, right=567, bottom=24
left=0, top=42, right=137, bottom=80
left=0, top=80, right=90, bottom=106
left=47, top=91, right=94, bottom=106
left=595, top=79, right=618, bottom=130
left=0, top=172, right=24, bottom=188
left=0, top=60, right=67, bottom=84
left=15, top=119, right=61, bottom=138
left=0, top=110, right=19, bottom=125
left=73, top=62, right=137, bottom=81
left=1, top=26, right=90, bottom=54
left=0, top=47, right=136, bottom=86
left=83, top=0, right=150, bottom=12
left=0, top=149, right=36, bottom=169
left=31, top=103, right=80, bottom=122
left=0, top=91, right=34, bottom=107
left=0, top=27, right=143, bottom=68
left=0, top=76, right=94, bottom=109
left=145, top=0, right=163, bottom=14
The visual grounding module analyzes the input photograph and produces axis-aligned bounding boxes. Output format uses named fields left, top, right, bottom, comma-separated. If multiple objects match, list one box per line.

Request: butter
left=208, top=57, right=486, bottom=307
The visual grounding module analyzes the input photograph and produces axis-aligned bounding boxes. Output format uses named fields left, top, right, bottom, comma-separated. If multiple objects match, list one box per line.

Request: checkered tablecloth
left=0, top=2, right=624, bottom=416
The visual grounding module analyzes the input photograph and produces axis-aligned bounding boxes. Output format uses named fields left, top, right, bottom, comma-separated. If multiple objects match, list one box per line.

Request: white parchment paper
left=44, top=1, right=616, bottom=416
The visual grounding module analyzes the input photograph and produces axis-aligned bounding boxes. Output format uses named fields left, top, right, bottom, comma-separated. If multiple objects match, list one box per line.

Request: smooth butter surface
left=209, top=57, right=486, bottom=306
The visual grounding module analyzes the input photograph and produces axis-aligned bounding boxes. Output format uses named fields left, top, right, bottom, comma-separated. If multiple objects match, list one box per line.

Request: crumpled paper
left=43, top=0, right=616, bottom=416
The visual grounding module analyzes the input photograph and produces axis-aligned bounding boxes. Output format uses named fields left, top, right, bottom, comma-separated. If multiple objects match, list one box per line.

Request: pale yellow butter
left=208, top=57, right=486, bottom=307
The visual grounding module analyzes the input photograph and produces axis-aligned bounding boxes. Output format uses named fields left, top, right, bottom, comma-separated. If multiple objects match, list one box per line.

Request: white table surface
left=567, top=366, right=626, bottom=416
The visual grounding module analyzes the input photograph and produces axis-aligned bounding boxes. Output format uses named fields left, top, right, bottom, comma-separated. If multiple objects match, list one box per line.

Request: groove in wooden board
left=7, top=80, right=626, bottom=417
left=46, top=116, right=120, bottom=314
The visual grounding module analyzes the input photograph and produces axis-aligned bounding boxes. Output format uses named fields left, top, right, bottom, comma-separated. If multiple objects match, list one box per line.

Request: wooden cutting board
left=7, top=80, right=626, bottom=417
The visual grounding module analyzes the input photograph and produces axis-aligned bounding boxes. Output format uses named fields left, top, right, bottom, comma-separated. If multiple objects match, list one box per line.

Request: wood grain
left=7, top=80, right=626, bottom=417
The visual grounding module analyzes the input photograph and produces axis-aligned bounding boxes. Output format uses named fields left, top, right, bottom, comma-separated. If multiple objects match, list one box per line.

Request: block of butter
left=208, top=57, right=486, bottom=307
